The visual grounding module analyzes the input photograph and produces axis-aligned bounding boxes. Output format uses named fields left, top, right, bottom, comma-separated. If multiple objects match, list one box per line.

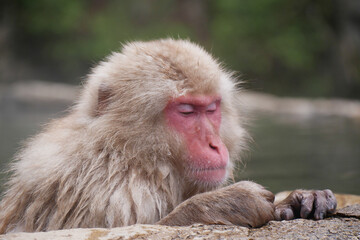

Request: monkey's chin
left=191, top=168, right=227, bottom=186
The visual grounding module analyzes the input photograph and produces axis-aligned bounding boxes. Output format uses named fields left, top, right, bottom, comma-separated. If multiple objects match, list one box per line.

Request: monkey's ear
left=96, top=83, right=112, bottom=116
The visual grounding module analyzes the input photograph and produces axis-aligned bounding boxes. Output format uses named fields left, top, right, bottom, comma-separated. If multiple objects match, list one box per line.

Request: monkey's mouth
left=190, top=166, right=227, bottom=183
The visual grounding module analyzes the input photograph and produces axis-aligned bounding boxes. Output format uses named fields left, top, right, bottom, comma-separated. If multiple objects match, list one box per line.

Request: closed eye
left=180, top=111, right=194, bottom=115
left=177, top=104, right=195, bottom=115
left=206, top=102, right=217, bottom=113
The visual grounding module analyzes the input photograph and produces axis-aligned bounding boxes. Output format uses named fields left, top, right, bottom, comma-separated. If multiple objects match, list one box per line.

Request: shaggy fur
left=0, top=39, right=247, bottom=233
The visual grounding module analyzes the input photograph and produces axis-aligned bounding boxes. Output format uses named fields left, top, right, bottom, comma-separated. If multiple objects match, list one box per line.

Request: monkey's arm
left=157, top=181, right=275, bottom=228
left=275, top=189, right=337, bottom=220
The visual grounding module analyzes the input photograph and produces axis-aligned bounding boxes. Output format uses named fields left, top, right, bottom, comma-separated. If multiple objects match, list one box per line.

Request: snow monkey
left=0, top=39, right=337, bottom=233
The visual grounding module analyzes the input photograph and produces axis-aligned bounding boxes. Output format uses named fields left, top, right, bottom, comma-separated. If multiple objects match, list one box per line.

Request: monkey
left=0, top=39, right=337, bottom=233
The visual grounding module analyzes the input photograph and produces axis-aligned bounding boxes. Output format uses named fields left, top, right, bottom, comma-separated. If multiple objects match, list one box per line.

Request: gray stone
left=1, top=205, right=359, bottom=240
left=336, top=204, right=360, bottom=218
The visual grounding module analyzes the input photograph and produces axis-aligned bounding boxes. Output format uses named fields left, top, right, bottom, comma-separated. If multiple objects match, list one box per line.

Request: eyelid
left=207, top=102, right=217, bottom=112
left=177, top=104, right=194, bottom=113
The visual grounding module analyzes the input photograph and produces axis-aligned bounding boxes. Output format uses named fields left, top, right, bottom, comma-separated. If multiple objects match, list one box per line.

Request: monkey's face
left=164, top=94, right=229, bottom=186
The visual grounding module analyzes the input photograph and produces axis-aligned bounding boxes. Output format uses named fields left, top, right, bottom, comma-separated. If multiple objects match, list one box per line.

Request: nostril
left=209, top=143, right=218, bottom=151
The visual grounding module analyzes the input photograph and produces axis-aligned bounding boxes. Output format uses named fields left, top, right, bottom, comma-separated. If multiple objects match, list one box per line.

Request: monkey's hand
left=157, top=181, right=275, bottom=227
left=275, top=189, right=337, bottom=220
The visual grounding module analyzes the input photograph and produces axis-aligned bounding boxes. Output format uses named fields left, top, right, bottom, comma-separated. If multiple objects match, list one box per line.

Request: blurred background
left=0, top=0, right=359, bottom=194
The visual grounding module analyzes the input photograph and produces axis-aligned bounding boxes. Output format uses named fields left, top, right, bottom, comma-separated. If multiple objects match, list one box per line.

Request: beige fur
left=0, top=39, right=247, bottom=233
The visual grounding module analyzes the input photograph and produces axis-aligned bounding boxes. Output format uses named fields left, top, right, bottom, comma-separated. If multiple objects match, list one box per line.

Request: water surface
left=238, top=113, right=360, bottom=195
left=1, top=101, right=359, bottom=195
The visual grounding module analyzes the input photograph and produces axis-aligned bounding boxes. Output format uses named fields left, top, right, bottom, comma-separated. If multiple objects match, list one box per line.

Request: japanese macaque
left=0, top=39, right=336, bottom=233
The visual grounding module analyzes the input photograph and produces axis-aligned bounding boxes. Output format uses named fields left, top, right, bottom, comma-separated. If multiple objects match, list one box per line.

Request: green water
left=238, top=113, right=360, bottom=195
left=1, top=101, right=359, bottom=195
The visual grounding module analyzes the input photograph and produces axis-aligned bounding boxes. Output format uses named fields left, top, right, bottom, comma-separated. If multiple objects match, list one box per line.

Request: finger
left=300, top=192, right=314, bottom=219
left=313, top=191, right=327, bottom=220
left=275, top=206, right=294, bottom=220
left=324, top=189, right=337, bottom=214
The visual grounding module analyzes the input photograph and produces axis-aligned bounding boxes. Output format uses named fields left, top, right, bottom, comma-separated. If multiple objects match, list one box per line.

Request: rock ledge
left=2, top=204, right=359, bottom=240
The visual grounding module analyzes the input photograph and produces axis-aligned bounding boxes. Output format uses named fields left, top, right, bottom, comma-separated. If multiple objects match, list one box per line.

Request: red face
left=164, top=94, right=229, bottom=185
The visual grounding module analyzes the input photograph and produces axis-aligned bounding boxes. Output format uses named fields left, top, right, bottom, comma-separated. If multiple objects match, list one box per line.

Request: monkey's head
left=78, top=39, right=247, bottom=189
